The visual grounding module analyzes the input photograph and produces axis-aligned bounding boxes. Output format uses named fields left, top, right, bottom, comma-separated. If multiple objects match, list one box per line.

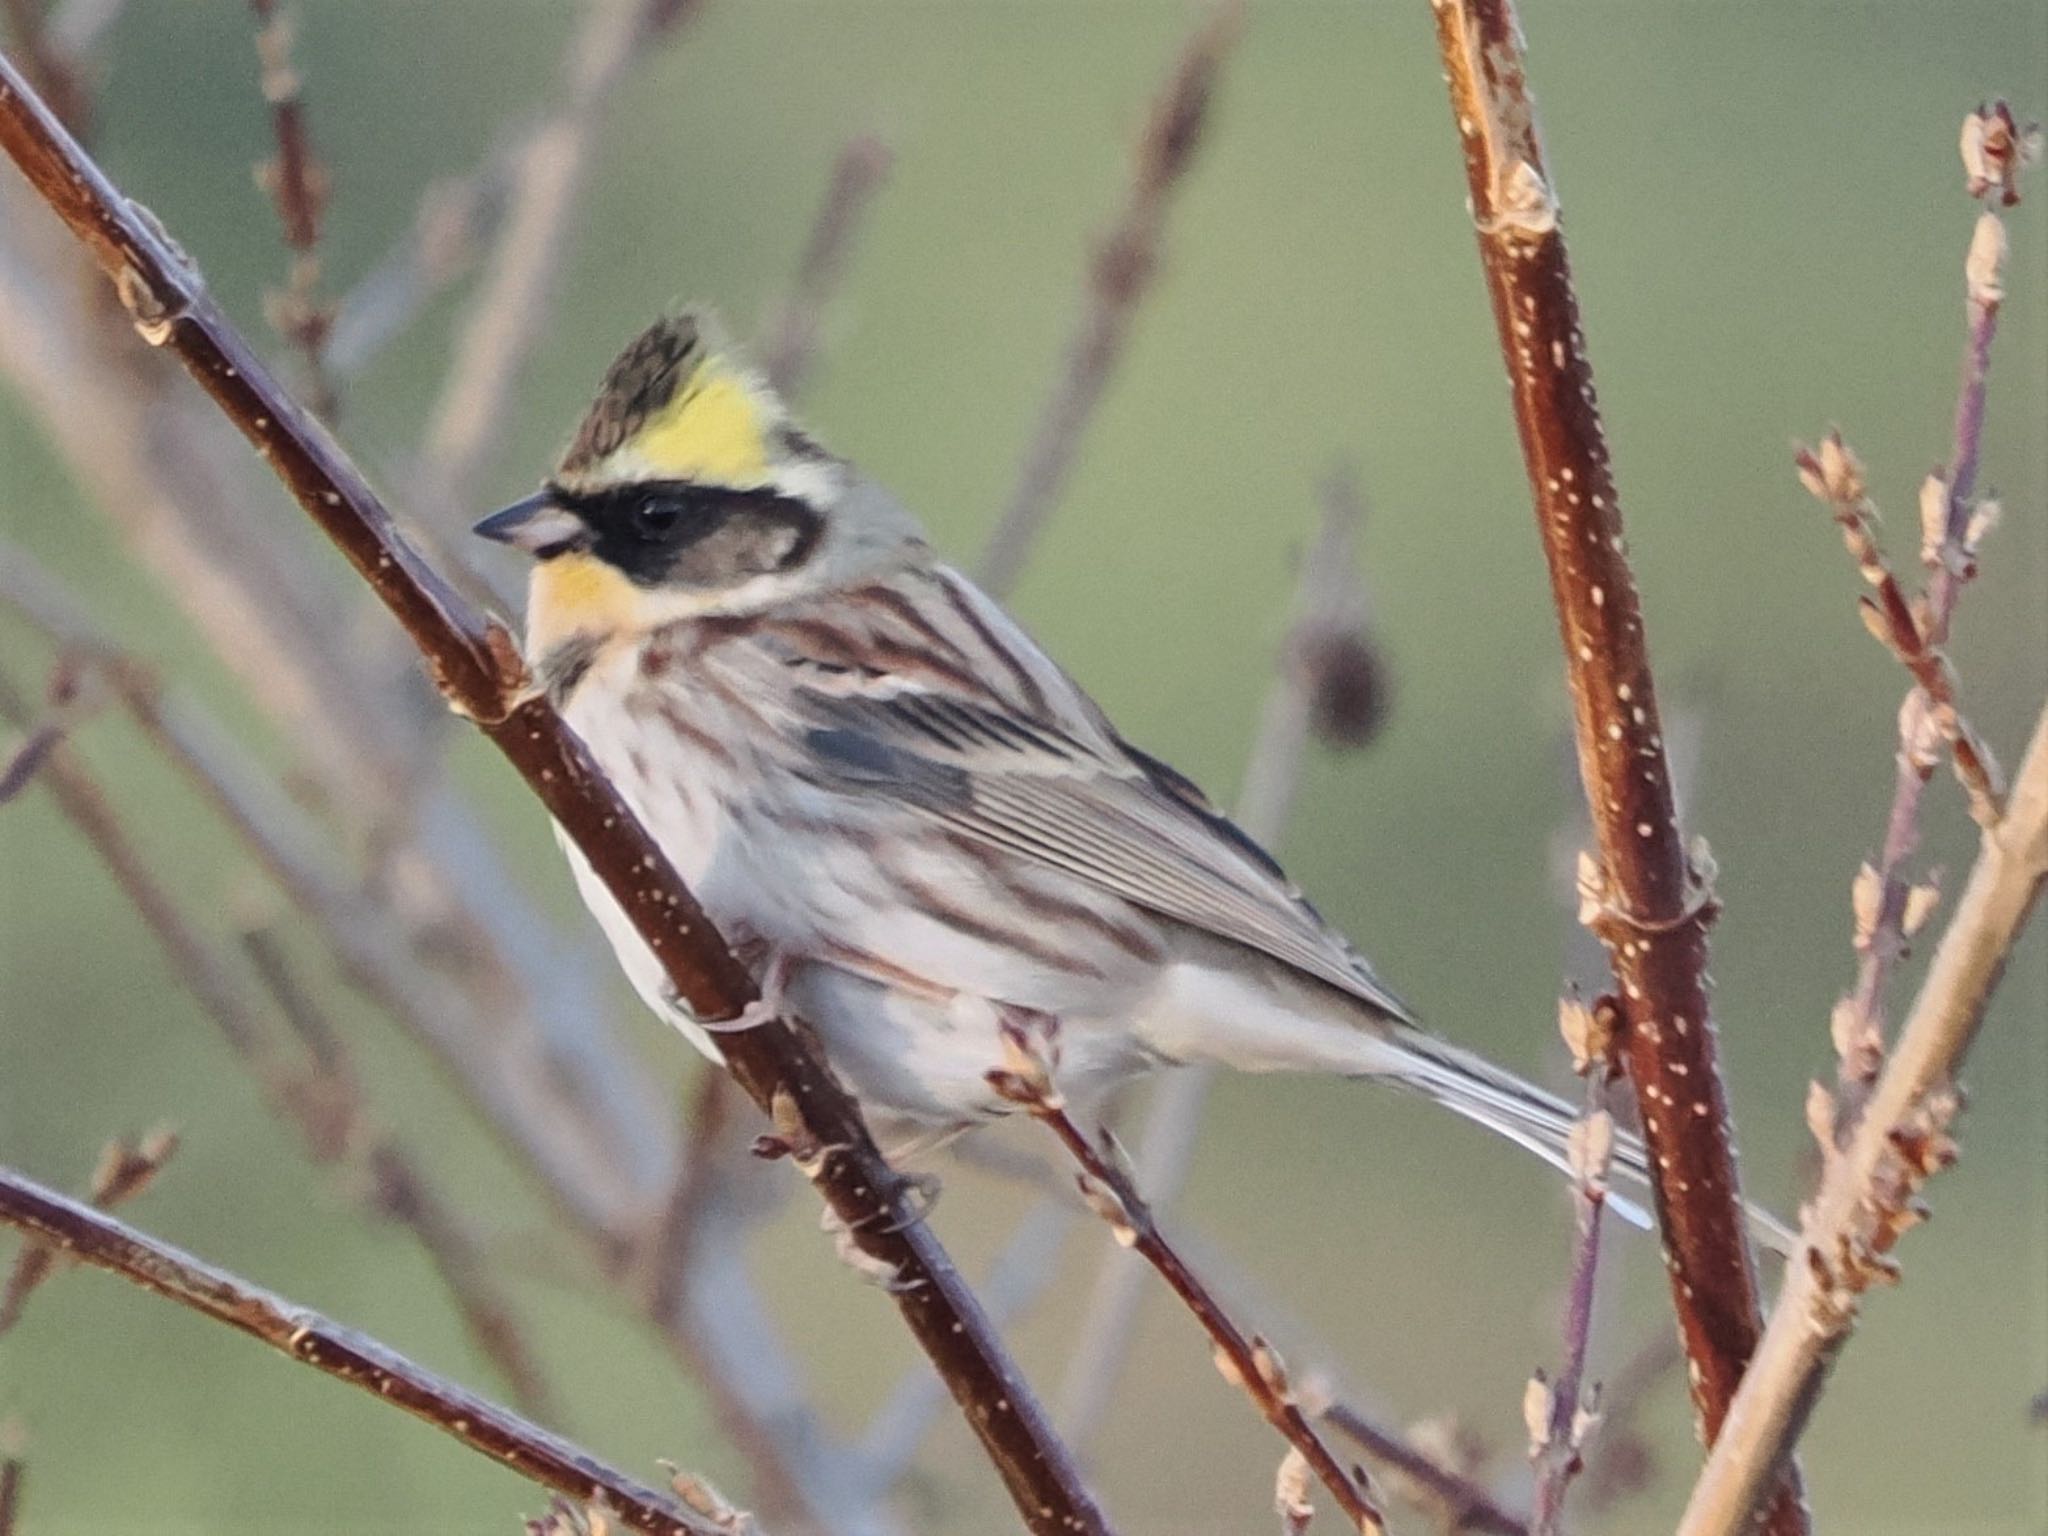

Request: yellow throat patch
left=527, top=553, right=643, bottom=659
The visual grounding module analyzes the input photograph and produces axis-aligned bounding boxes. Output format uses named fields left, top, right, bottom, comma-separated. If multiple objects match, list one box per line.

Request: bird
left=474, top=308, right=1767, bottom=1242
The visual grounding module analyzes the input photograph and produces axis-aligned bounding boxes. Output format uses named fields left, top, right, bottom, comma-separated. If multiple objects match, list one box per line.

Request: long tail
left=1372, top=1023, right=1796, bottom=1258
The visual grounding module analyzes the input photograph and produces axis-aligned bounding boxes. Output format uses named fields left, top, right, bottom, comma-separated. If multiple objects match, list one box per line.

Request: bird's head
left=474, top=309, right=917, bottom=657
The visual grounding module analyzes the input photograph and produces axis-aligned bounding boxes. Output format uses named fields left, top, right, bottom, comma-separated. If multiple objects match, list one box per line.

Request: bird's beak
left=472, top=491, right=587, bottom=556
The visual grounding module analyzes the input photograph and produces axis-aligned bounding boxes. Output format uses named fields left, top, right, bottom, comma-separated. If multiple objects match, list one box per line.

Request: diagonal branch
left=977, top=0, right=1241, bottom=598
left=1676, top=701, right=2048, bottom=1536
left=0, top=1167, right=732, bottom=1536
left=1426, top=8, right=1804, bottom=1531
left=0, top=54, right=1108, bottom=1536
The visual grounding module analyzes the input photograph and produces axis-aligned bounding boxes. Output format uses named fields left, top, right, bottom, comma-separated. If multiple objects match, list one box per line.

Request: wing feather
left=731, top=566, right=1412, bottom=1020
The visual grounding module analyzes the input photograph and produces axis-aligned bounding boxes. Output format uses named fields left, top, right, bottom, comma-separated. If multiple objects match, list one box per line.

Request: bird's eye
left=632, top=492, right=685, bottom=538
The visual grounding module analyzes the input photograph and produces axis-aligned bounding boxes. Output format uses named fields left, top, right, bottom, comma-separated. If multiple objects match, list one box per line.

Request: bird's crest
left=556, top=309, right=785, bottom=489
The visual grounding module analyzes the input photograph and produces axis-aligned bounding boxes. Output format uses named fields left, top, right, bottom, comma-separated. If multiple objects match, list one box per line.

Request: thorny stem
left=0, top=1169, right=734, bottom=1536
left=1676, top=703, right=2048, bottom=1536
left=0, top=56, right=1109, bottom=1536
left=1012, top=1078, right=1384, bottom=1535
left=977, top=0, right=1241, bottom=599
left=1427, top=7, right=1803, bottom=1529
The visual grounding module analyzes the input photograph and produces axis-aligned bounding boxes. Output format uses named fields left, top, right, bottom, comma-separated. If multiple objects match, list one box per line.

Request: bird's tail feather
left=1370, top=1023, right=1796, bottom=1258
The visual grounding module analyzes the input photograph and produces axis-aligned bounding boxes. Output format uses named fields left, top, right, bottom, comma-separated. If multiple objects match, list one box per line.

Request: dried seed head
left=1567, top=1110, right=1615, bottom=1189
left=1557, top=993, right=1603, bottom=1075
left=1806, top=1079, right=1839, bottom=1154
left=1076, top=1172, right=1138, bottom=1247
left=1276, top=1446, right=1315, bottom=1536
left=1830, top=998, right=1882, bottom=1085
left=1918, top=472, right=1952, bottom=568
left=1797, top=430, right=1865, bottom=505
left=1522, top=1371, right=1554, bottom=1458
left=665, top=1466, right=756, bottom=1534
left=1251, top=1337, right=1293, bottom=1400
left=1850, top=862, right=1884, bottom=948
left=1899, top=690, right=1943, bottom=774
left=1574, top=849, right=1607, bottom=927
left=1966, top=211, right=2009, bottom=305
left=1961, top=100, right=2041, bottom=206
left=1901, top=881, right=1942, bottom=938
left=1964, top=497, right=2002, bottom=554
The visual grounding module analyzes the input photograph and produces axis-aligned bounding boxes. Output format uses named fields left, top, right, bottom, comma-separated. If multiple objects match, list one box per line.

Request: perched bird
left=475, top=310, right=1745, bottom=1237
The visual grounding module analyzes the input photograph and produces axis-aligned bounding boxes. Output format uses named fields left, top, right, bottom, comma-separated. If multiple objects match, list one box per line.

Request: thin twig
left=1677, top=701, right=2048, bottom=1536
left=0, top=62, right=1110, bottom=1536
left=1427, top=9, right=1801, bottom=1529
left=0, top=1127, right=176, bottom=1338
left=241, top=923, right=559, bottom=1421
left=0, top=664, right=558, bottom=1417
left=978, top=0, right=1241, bottom=597
left=0, top=546, right=856, bottom=1532
left=327, top=159, right=510, bottom=379
left=0, top=1167, right=734, bottom=1536
left=990, top=1022, right=1382, bottom=1534
left=1806, top=106, right=2036, bottom=1132
left=759, top=134, right=892, bottom=398
left=414, top=0, right=702, bottom=525
left=1318, top=1402, right=1525, bottom=1536
left=247, top=0, right=334, bottom=418
left=1526, top=1069, right=1611, bottom=1536
left=1059, top=469, right=1379, bottom=1443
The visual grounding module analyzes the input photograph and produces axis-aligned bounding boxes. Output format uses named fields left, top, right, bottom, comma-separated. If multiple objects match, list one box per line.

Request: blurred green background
left=3, top=2, right=2045, bottom=1532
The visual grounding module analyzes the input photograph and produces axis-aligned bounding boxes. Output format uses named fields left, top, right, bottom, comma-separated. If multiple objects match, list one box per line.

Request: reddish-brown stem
left=0, top=1128, right=176, bottom=1338
left=1527, top=1088, right=1608, bottom=1536
left=0, top=55, right=1106, bottom=1536
left=1426, top=6, right=1804, bottom=1531
left=1027, top=1097, right=1383, bottom=1534
left=0, top=1168, right=728, bottom=1536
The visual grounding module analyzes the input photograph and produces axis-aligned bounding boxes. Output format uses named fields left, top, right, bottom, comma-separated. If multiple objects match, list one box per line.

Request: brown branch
left=1427, top=8, right=1803, bottom=1530
left=1805, top=110, right=2036, bottom=1132
left=977, top=0, right=1241, bottom=598
left=0, top=1127, right=175, bottom=1338
left=247, top=0, right=334, bottom=419
left=240, top=923, right=559, bottom=1421
left=1058, top=469, right=1383, bottom=1443
left=1525, top=1070, right=1611, bottom=1536
left=1677, top=700, right=2048, bottom=1536
left=1675, top=111, right=2044, bottom=1536
left=0, top=56, right=1107, bottom=1536
left=0, top=662, right=558, bottom=1417
left=989, top=1024, right=1383, bottom=1534
left=0, top=1167, right=732, bottom=1536
left=759, top=134, right=892, bottom=399
left=0, top=546, right=857, bottom=1532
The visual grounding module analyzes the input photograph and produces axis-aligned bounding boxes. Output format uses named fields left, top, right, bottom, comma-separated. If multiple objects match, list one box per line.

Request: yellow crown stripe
left=632, top=365, right=772, bottom=484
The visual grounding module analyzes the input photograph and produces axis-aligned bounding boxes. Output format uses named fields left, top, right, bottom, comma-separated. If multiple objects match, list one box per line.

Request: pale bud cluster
left=1275, top=1446, right=1315, bottom=1536
left=1959, top=100, right=2040, bottom=207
